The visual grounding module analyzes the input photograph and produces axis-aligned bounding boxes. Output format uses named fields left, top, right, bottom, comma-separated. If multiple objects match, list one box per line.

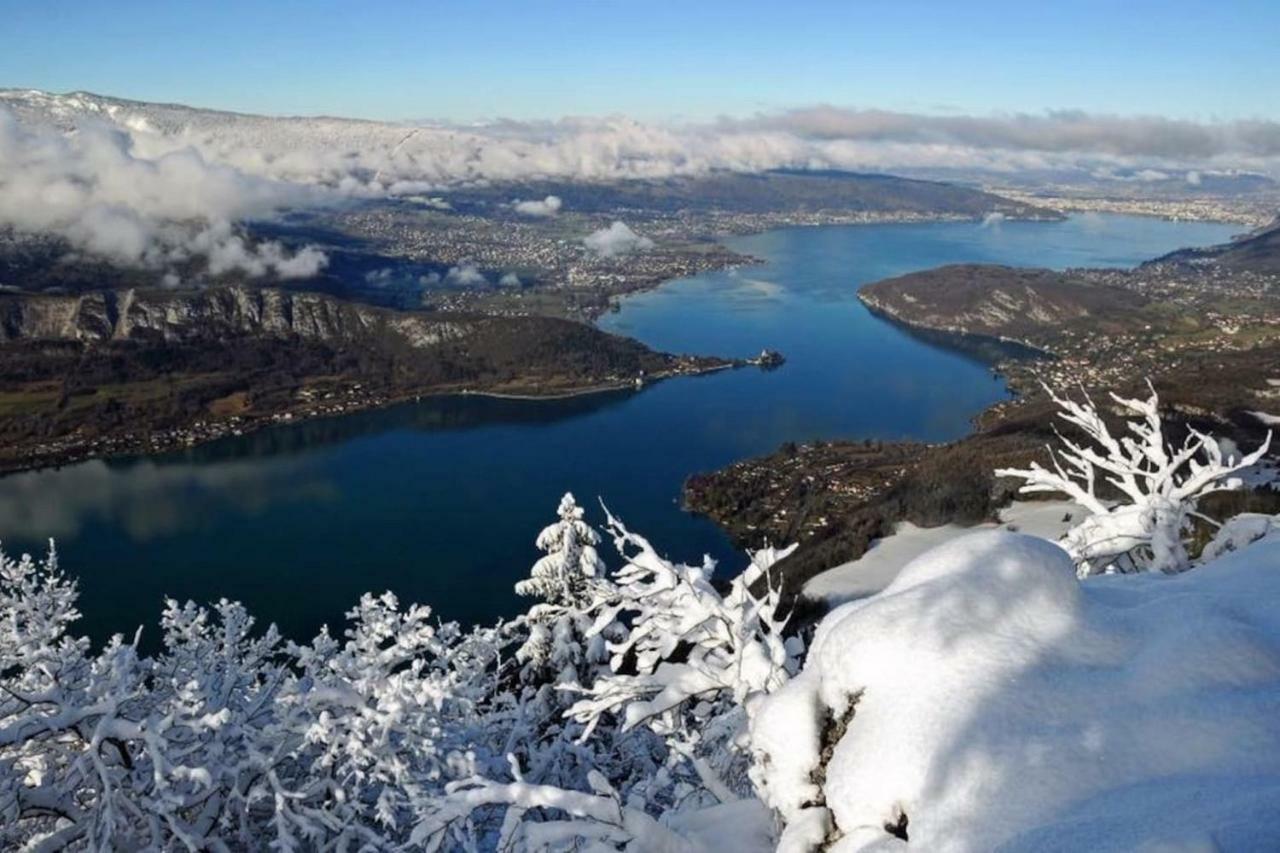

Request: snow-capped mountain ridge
left=0, top=87, right=398, bottom=133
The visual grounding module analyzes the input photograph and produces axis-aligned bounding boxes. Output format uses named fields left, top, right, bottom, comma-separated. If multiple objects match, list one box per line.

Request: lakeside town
left=990, top=260, right=1280, bottom=401
left=995, top=188, right=1278, bottom=227
left=330, top=202, right=1060, bottom=320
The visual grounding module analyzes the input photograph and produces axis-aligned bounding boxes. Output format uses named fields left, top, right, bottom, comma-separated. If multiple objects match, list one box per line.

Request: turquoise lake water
left=0, top=214, right=1239, bottom=643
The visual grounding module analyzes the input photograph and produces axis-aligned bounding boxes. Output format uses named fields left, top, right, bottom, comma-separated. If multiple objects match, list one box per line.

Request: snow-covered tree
left=516, top=493, right=606, bottom=607
left=565, top=512, right=802, bottom=801
left=512, top=493, right=615, bottom=690
left=510, top=495, right=614, bottom=696
left=569, top=517, right=798, bottom=728
left=996, top=382, right=1271, bottom=576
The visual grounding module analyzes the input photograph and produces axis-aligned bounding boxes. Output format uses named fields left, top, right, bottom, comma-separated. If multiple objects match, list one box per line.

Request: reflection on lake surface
left=0, top=214, right=1240, bottom=645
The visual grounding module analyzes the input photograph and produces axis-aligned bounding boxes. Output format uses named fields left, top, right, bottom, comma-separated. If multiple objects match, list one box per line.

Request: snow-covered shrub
left=422, top=505, right=801, bottom=850
left=997, top=383, right=1270, bottom=576
left=567, top=515, right=800, bottom=785
left=751, top=529, right=1280, bottom=852
left=0, top=544, right=528, bottom=849
left=1199, top=511, right=1280, bottom=562
left=0, top=491, right=799, bottom=850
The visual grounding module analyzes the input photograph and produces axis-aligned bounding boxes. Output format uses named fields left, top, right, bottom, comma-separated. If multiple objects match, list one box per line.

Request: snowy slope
left=755, top=529, right=1280, bottom=852
left=803, top=500, right=1081, bottom=604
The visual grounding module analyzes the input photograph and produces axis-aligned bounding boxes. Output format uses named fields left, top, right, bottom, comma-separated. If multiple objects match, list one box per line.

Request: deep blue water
left=0, top=215, right=1239, bottom=645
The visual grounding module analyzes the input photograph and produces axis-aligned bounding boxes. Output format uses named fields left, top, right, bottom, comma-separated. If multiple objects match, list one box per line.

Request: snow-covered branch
left=997, top=382, right=1271, bottom=575
left=568, top=516, right=798, bottom=734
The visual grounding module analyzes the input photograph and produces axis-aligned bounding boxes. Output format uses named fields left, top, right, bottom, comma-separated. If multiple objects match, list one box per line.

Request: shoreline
left=0, top=360, right=743, bottom=477
left=458, top=362, right=739, bottom=401
left=988, top=191, right=1274, bottom=228
left=0, top=210, right=1193, bottom=480
left=857, top=294, right=1054, bottom=360
left=580, top=209, right=1063, bottom=322
left=0, top=210, right=1045, bottom=478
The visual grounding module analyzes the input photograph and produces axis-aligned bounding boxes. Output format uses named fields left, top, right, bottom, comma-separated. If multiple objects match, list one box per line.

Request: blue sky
left=2, top=0, right=1276, bottom=122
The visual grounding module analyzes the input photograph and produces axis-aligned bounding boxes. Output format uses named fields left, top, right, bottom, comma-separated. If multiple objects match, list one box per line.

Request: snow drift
left=753, top=529, right=1280, bottom=852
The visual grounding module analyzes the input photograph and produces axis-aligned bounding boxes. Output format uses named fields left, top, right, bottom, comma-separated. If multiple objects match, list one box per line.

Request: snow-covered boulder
left=1200, top=512, right=1280, bottom=562
left=752, top=529, right=1280, bottom=852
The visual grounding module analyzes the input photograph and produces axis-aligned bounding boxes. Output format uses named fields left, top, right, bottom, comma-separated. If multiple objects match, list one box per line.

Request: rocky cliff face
left=0, top=286, right=470, bottom=349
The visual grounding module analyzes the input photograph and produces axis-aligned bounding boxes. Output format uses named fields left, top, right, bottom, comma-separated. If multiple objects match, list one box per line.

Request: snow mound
left=753, top=529, right=1280, bottom=852
left=802, top=500, right=1080, bottom=605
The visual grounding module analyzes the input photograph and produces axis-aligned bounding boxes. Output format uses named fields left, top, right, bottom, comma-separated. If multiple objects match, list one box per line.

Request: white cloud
left=444, top=264, right=488, bottom=287
left=583, top=221, right=653, bottom=257
left=736, top=106, right=1280, bottom=162
left=0, top=106, right=327, bottom=279
left=511, top=195, right=562, bottom=217
left=391, top=192, right=453, bottom=209
left=499, top=272, right=521, bottom=287
left=194, top=222, right=328, bottom=279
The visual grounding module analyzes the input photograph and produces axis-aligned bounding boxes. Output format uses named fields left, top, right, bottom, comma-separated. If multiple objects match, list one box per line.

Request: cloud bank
left=9, top=90, right=1276, bottom=198
left=1, top=89, right=1277, bottom=278
left=0, top=105, right=327, bottom=279
left=736, top=107, right=1280, bottom=161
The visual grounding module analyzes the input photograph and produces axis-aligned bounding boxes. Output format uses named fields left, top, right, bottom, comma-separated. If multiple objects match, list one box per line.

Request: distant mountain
left=0, top=88, right=387, bottom=138
left=436, top=170, right=1054, bottom=218
left=907, top=165, right=1280, bottom=199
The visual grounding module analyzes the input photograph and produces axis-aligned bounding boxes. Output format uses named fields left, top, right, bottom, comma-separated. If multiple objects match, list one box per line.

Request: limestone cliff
left=0, top=286, right=470, bottom=349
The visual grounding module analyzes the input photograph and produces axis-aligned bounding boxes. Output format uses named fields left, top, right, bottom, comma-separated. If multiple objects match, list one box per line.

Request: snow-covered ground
left=803, top=500, right=1081, bottom=605
left=756, top=529, right=1280, bottom=852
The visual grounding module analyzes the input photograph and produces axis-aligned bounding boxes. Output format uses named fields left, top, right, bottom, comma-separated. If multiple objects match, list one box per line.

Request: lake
left=0, top=214, right=1239, bottom=644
